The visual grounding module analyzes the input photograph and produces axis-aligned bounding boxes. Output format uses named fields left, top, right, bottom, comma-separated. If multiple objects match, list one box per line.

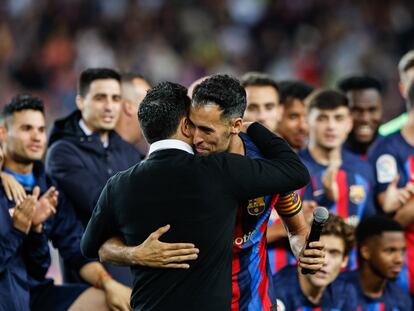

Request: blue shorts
left=30, top=283, right=89, bottom=311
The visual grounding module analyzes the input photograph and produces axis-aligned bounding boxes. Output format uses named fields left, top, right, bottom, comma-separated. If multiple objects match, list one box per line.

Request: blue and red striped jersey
left=274, top=266, right=358, bottom=311
left=231, top=133, right=302, bottom=311
left=299, top=148, right=376, bottom=269
left=343, top=271, right=412, bottom=311
left=369, top=131, right=414, bottom=295
left=267, top=210, right=297, bottom=275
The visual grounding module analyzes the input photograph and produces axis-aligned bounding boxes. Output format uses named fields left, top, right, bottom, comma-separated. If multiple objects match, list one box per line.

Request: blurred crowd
left=1, top=0, right=414, bottom=122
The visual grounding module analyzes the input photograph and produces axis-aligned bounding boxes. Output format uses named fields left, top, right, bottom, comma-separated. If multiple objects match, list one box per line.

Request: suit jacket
left=81, top=123, right=309, bottom=311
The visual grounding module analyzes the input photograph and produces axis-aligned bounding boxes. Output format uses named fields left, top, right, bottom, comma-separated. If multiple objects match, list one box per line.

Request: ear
left=230, top=117, right=243, bottom=135
left=123, top=100, right=134, bottom=117
left=345, top=114, right=353, bottom=135
left=181, top=117, right=192, bottom=138
left=276, top=105, right=282, bottom=124
left=341, top=255, right=349, bottom=269
left=360, top=245, right=370, bottom=261
left=279, top=105, right=285, bottom=119
left=76, top=95, right=84, bottom=111
left=0, top=125, right=6, bottom=143
left=399, top=80, right=408, bottom=99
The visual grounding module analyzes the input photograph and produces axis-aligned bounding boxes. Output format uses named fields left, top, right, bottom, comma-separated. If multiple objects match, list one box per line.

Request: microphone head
left=313, top=206, right=329, bottom=224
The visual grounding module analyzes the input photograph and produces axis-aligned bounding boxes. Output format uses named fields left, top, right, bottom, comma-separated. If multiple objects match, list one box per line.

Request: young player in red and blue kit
left=298, top=90, right=377, bottom=270
left=299, top=148, right=375, bottom=269
left=369, top=131, right=414, bottom=296
left=273, top=214, right=357, bottom=311
left=344, top=216, right=412, bottom=311
left=274, top=267, right=357, bottom=311
left=368, top=82, right=414, bottom=302
left=300, top=148, right=376, bottom=222
left=337, top=75, right=384, bottom=160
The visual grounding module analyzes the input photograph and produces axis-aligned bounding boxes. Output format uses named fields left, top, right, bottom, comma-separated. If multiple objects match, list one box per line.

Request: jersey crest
left=247, top=196, right=266, bottom=215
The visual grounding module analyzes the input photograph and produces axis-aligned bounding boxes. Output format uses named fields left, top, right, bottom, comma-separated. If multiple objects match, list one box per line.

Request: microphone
left=301, top=206, right=329, bottom=275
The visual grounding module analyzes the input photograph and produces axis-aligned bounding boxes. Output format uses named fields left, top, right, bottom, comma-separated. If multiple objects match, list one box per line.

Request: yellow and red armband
left=274, top=192, right=302, bottom=217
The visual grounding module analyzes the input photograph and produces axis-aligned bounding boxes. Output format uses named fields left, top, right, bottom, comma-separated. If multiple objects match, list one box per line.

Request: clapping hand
left=32, top=186, right=58, bottom=227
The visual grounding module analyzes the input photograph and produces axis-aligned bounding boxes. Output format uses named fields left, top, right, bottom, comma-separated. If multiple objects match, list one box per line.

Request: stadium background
left=2, top=0, right=414, bottom=123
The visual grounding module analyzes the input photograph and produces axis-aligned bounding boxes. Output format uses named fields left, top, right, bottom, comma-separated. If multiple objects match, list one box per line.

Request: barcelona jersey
left=231, top=133, right=302, bottom=311
left=343, top=271, right=412, bottom=311
left=298, top=148, right=376, bottom=269
left=369, top=131, right=414, bottom=295
left=267, top=209, right=297, bottom=275
left=274, top=266, right=358, bottom=310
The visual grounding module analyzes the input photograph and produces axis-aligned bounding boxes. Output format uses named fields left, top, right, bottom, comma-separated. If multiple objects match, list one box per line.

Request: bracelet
left=95, top=271, right=112, bottom=289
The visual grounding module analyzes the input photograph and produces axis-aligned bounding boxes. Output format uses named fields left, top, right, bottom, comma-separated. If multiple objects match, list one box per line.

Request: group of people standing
left=1, top=50, right=414, bottom=311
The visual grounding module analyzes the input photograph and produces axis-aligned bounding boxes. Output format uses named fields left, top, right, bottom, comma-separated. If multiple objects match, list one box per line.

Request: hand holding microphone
left=300, top=206, right=329, bottom=275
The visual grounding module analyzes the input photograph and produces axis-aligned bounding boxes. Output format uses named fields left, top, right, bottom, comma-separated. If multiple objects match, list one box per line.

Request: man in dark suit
left=81, top=82, right=311, bottom=310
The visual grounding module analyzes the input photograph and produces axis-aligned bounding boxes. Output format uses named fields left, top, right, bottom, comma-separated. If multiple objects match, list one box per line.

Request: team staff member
left=81, top=81, right=313, bottom=310
left=274, top=214, right=357, bottom=310
left=46, top=68, right=140, bottom=285
left=0, top=95, right=131, bottom=311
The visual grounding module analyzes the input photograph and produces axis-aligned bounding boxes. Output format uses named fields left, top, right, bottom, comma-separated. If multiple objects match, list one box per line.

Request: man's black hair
left=278, top=80, right=314, bottom=105
left=139, top=82, right=190, bottom=144
left=337, top=76, right=383, bottom=94
left=407, top=80, right=414, bottom=110
left=306, top=89, right=349, bottom=112
left=356, top=215, right=404, bottom=247
left=78, top=68, right=121, bottom=97
left=192, top=74, right=246, bottom=119
left=2, top=94, right=44, bottom=119
left=240, top=72, right=279, bottom=93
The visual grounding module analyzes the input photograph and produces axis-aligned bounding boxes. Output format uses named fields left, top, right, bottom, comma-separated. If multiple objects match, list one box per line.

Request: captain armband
left=274, top=192, right=302, bottom=217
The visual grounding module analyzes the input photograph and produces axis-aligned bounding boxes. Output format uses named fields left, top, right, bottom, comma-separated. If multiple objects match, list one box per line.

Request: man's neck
left=80, top=119, right=109, bottom=146
left=4, top=158, right=33, bottom=175
left=401, top=109, right=414, bottom=146
left=359, top=265, right=387, bottom=298
left=308, top=143, right=341, bottom=166
left=346, top=133, right=374, bottom=155
left=170, top=133, right=192, bottom=147
left=227, top=134, right=245, bottom=155
left=298, top=273, right=325, bottom=305
left=115, top=114, right=136, bottom=145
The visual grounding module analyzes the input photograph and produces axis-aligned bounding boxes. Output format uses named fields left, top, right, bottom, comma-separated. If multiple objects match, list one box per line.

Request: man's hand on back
left=99, top=225, right=199, bottom=268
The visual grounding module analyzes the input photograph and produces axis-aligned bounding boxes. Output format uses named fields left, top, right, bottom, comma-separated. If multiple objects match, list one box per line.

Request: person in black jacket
left=46, top=68, right=142, bottom=228
left=0, top=95, right=131, bottom=311
left=81, top=82, right=312, bottom=310
left=45, top=68, right=141, bottom=285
